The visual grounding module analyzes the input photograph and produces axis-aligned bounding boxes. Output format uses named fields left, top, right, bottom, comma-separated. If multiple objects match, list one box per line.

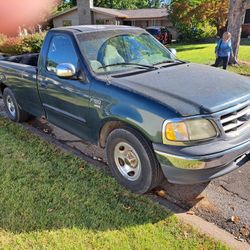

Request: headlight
left=164, top=119, right=217, bottom=143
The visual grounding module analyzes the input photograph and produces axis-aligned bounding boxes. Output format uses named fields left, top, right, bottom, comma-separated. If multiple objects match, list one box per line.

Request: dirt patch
left=239, top=60, right=250, bottom=66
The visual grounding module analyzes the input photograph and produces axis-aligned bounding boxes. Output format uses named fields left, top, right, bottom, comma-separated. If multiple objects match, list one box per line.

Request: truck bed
left=0, top=54, right=44, bottom=117
left=1, top=53, right=39, bottom=67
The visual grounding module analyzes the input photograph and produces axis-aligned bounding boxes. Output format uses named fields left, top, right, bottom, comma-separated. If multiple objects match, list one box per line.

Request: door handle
left=40, top=82, right=48, bottom=88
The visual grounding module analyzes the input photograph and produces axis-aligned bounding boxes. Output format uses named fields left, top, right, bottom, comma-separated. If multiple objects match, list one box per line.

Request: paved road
left=0, top=97, right=249, bottom=243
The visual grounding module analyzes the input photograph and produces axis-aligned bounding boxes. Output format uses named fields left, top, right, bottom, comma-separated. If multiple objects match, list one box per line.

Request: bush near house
left=21, top=33, right=46, bottom=53
left=0, top=33, right=45, bottom=55
left=0, top=34, right=7, bottom=46
left=177, top=23, right=217, bottom=42
left=0, top=37, right=23, bottom=55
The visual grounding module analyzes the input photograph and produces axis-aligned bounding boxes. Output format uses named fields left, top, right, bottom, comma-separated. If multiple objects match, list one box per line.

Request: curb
left=156, top=197, right=250, bottom=250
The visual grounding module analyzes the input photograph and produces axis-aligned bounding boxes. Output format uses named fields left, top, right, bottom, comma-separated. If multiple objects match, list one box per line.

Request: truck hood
left=111, top=63, right=250, bottom=116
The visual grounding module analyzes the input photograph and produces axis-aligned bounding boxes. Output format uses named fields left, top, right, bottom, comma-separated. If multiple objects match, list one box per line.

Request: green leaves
left=169, top=0, right=228, bottom=41
left=0, top=33, right=45, bottom=55
left=58, top=0, right=165, bottom=11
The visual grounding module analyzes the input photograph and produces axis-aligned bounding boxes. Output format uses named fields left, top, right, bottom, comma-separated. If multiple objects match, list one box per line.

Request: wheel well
left=99, top=121, right=123, bottom=148
left=99, top=120, right=151, bottom=148
left=0, top=83, right=7, bottom=94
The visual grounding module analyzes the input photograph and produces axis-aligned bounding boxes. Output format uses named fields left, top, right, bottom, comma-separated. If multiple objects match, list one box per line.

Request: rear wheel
left=106, top=127, right=163, bottom=194
left=3, top=88, right=29, bottom=122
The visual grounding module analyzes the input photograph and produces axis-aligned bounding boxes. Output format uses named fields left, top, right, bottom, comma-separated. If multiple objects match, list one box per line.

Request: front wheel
left=3, top=87, right=29, bottom=122
left=106, top=128, right=163, bottom=194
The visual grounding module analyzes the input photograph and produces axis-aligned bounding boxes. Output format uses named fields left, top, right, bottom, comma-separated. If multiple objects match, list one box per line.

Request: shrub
left=0, top=32, right=46, bottom=55
left=21, top=33, right=45, bottom=53
left=0, top=34, right=7, bottom=46
left=177, top=23, right=217, bottom=42
left=0, top=37, right=23, bottom=55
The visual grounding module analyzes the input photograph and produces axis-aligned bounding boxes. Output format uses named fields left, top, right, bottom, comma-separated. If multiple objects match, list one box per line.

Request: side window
left=46, top=35, right=78, bottom=74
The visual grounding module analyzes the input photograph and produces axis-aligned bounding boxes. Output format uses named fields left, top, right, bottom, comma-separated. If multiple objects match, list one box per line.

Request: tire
left=106, top=127, right=163, bottom=194
left=3, top=87, right=29, bottom=122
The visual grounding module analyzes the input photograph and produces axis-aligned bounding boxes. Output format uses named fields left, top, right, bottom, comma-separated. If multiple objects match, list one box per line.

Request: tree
left=169, top=0, right=228, bottom=40
left=57, top=0, right=166, bottom=11
left=94, top=0, right=148, bottom=9
left=57, top=0, right=76, bottom=12
left=227, top=0, right=250, bottom=60
left=147, top=0, right=163, bottom=8
left=196, top=0, right=228, bottom=37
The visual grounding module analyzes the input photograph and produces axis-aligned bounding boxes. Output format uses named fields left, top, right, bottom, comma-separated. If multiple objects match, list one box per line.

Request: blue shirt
left=215, top=39, right=233, bottom=57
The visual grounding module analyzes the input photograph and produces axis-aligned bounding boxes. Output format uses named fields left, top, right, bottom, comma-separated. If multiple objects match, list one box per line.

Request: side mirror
left=169, top=48, right=177, bottom=57
left=56, top=63, right=76, bottom=78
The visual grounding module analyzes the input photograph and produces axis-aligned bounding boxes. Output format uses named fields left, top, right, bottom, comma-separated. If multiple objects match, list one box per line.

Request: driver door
left=38, top=34, right=92, bottom=140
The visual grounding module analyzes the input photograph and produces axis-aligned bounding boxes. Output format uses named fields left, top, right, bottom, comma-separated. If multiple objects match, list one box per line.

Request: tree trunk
left=227, top=0, right=249, bottom=61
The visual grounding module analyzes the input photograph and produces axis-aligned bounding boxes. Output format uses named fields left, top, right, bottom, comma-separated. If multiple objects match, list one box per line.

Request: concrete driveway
left=0, top=97, right=249, bottom=244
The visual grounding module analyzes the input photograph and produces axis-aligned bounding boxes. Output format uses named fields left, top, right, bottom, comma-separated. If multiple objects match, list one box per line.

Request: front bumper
left=153, top=140, right=250, bottom=184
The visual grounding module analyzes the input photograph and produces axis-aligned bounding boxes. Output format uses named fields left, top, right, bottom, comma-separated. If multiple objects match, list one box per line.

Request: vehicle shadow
left=156, top=181, right=209, bottom=211
left=30, top=118, right=211, bottom=219
left=0, top=117, right=173, bottom=235
left=0, top=114, right=209, bottom=235
left=27, top=118, right=210, bottom=214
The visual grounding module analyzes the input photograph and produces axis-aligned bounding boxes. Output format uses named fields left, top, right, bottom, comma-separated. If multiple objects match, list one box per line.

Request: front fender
left=107, top=103, right=163, bottom=142
left=88, top=80, right=180, bottom=144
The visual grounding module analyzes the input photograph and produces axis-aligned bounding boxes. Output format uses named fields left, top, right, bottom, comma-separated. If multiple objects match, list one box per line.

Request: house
left=52, top=0, right=178, bottom=39
left=242, top=9, right=250, bottom=37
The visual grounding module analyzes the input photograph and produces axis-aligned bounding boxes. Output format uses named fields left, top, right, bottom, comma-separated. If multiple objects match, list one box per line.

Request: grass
left=0, top=117, right=228, bottom=250
left=171, top=40, right=250, bottom=76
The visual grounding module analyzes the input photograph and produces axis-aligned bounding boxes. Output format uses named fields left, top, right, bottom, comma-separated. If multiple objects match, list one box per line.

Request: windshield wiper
left=153, top=59, right=186, bottom=67
left=98, top=62, right=159, bottom=71
left=153, top=60, right=179, bottom=65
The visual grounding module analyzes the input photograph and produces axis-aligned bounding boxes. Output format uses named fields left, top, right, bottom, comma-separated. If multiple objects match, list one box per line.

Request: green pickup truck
left=0, top=25, right=250, bottom=193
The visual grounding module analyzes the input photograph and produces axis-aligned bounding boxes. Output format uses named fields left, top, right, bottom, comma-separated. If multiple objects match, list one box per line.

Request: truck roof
left=51, top=25, right=144, bottom=34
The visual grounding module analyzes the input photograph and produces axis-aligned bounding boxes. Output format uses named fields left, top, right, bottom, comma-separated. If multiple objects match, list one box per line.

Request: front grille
left=220, top=105, right=250, bottom=136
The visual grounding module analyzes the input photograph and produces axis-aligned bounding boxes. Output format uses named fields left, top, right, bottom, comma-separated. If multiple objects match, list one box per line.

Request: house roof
left=52, top=7, right=168, bottom=20
left=121, top=8, right=168, bottom=19
left=92, top=7, right=128, bottom=18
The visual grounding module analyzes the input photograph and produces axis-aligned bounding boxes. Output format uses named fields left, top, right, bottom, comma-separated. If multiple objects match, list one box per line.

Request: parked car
left=146, top=26, right=172, bottom=44
left=0, top=25, right=250, bottom=194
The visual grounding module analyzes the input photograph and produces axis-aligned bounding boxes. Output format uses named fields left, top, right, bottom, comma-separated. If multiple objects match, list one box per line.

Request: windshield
left=76, top=30, right=176, bottom=75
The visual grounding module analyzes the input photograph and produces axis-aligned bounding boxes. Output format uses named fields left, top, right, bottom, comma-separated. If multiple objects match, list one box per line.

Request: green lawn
left=0, top=118, right=228, bottom=250
left=171, top=40, right=250, bottom=76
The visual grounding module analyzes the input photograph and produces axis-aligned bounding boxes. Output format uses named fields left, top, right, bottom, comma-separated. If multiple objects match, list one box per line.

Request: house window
left=63, top=20, right=72, bottom=26
left=245, top=9, right=250, bottom=24
left=123, top=21, right=132, bottom=26
left=96, top=19, right=105, bottom=25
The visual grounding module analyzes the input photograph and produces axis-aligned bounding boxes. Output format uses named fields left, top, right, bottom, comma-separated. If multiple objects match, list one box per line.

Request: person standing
left=213, top=32, right=234, bottom=70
